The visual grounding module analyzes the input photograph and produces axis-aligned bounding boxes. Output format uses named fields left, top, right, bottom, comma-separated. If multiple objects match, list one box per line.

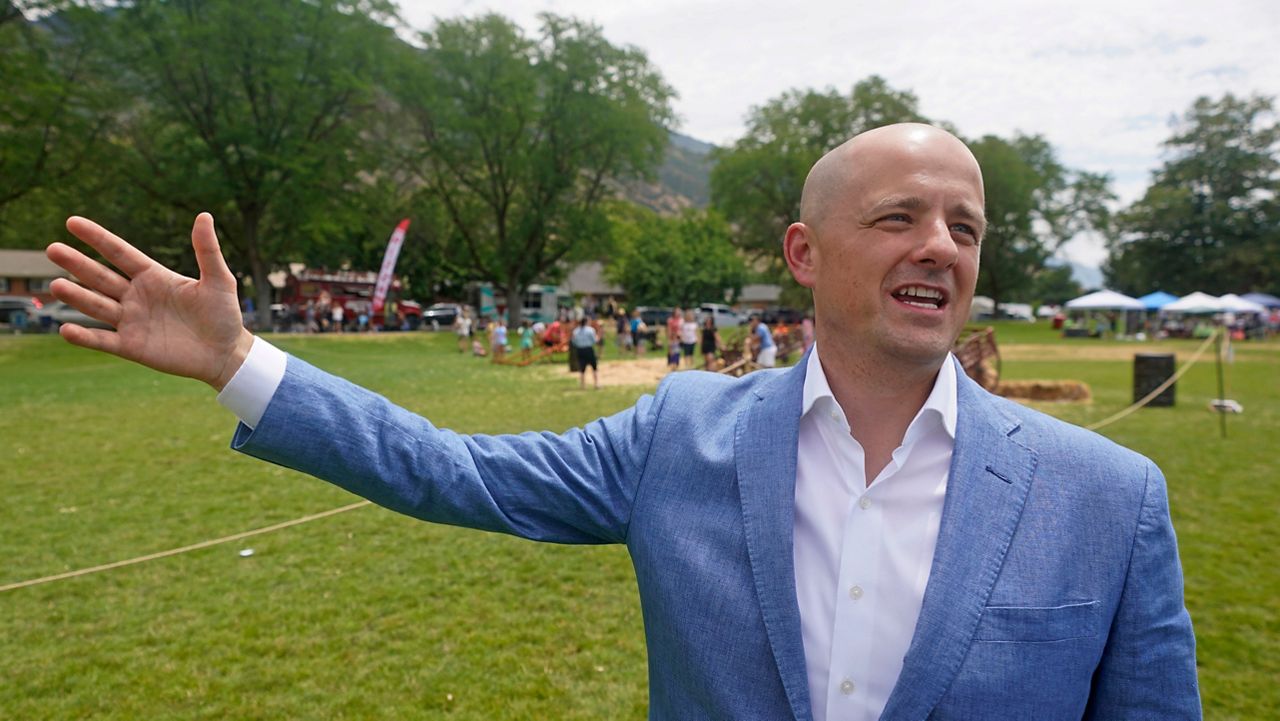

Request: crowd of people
left=450, top=303, right=817, bottom=389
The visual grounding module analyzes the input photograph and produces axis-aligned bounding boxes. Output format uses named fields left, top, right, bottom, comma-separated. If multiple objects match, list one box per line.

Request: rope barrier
left=0, top=500, right=371, bottom=593
left=1084, top=329, right=1219, bottom=431
left=2, top=332, right=1222, bottom=593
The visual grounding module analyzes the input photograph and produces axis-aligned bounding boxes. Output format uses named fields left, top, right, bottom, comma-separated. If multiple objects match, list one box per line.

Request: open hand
left=45, top=213, right=254, bottom=390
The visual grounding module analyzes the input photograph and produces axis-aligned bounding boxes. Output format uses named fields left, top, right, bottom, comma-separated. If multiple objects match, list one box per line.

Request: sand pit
left=533, top=356, right=675, bottom=388
left=996, top=380, right=1092, bottom=403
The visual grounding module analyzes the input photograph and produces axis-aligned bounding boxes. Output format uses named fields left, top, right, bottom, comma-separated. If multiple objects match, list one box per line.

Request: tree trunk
left=504, top=277, right=523, bottom=330
left=242, top=212, right=272, bottom=332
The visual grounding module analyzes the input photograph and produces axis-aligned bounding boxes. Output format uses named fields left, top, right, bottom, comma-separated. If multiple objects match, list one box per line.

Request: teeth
left=901, top=300, right=936, bottom=309
left=898, top=285, right=942, bottom=300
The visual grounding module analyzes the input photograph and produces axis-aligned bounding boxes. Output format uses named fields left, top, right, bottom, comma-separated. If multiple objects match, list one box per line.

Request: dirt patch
left=999, top=343, right=1193, bottom=362
left=533, top=356, right=673, bottom=388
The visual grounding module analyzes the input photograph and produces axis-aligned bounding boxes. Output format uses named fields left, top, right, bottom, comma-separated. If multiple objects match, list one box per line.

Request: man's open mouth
left=892, top=285, right=947, bottom=310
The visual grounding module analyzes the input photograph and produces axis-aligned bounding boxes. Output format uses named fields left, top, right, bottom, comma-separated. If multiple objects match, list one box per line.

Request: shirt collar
left=802, top=345, right=958, bottom=440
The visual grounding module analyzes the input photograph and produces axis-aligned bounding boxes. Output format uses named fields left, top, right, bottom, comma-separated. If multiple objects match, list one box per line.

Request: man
left=749, top=313, right=777, bottom=368
left=45, top=124, right=1198, bottom=720
left=570, top=317, right=599, bottom=390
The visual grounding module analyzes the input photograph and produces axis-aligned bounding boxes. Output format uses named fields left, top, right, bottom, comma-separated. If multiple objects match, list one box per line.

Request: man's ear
left=783, top=222, right=817, bottom=288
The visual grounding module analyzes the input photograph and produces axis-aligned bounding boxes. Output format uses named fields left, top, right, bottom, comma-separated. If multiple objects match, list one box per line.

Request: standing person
left=801, top=311, right=815, bottom=353
left=700, top=315, right=721, bottom=371
left=679, top=310, right=698, bottom=369
left=490, top=317, right=507, bottom=363
left=665, top=330, right=680, bottom=371
left=570, top=317, right=599, bottom=389
left=749, top=314, right=777, bottom=368
left=331, top=303, right=345, bottom=333
left=454, top=309, right=472, bottom=353
left=519, top=320, right=534, bottom=362
left=615, top=310, right=631, bottom=355
left=630, top=309, right=646, bottom=357
left=46, top=124, right=1199, bottom=720
left=666, top=307, right=683, bottom=355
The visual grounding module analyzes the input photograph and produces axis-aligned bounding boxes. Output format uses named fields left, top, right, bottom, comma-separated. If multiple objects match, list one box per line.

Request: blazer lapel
left=880, top=360, right=1039, bottom=721
left=735, top=359, right=812, bottom=721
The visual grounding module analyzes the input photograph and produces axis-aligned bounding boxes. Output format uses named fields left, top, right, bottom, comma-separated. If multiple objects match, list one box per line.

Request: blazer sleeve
left=1084, top=460, right=1202, bottom=719
left=229, top=354, right=658, bottom=545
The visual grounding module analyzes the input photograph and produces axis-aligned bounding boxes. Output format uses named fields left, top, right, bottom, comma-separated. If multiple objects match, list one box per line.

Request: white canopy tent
left=1217, top=293, right=1268, bottom=314
left=1162, top=292, right=1224, bottom=314
left=1064, top=290, right=1145, bottom=311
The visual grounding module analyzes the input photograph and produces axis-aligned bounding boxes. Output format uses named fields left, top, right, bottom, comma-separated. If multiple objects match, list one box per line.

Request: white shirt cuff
left=215, top=336, right=287, bottom=429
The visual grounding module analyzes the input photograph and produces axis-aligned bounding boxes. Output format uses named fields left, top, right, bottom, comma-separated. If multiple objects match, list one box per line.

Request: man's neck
left=817, top=348, right=945, bottom=485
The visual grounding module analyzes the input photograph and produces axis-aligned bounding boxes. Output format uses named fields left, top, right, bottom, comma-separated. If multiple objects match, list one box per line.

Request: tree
left=605, top=207, right=746, bottom=307
left=1106, top=93, right=1280, bottom=294
left=709, top=76, right=928, bottom=267
left=397, top=13, right=674, bottom=327
left=969, top=133, right=1114, bottom=312
left=98, top=0, right=404, bottom=314
left=0, top=3, right=114, bottom=226
left=1028, top=264, right=1082, bottom=306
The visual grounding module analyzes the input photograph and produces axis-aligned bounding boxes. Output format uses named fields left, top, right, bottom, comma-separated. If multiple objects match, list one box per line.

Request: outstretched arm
left=45, top=213, right=254, bottom=390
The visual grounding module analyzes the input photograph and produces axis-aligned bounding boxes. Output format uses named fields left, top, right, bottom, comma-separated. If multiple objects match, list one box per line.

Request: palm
left=46, top=214, right=253, bottom=388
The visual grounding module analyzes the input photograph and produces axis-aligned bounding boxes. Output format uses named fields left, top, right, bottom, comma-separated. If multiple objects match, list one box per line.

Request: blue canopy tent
left=1241, top=292, right=1280, bottom=309
left=1137, top=291, right=1179, bottom=311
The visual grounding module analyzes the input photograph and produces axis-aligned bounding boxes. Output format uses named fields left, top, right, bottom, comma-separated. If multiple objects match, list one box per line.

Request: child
left=667, top=332, right=681, bottom=371
left=519, top=320, right=534, bottom=361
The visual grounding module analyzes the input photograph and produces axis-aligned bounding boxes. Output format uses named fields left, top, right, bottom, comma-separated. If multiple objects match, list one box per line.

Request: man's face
left=787, top=128, right=985, bottom=369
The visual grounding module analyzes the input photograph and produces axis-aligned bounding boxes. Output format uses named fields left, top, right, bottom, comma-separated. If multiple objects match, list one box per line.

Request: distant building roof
left=563, top=261, right=623, bottom=296
left=0, top=249, right=71, bottom=279
left=739, top=284, right=781, bottom=303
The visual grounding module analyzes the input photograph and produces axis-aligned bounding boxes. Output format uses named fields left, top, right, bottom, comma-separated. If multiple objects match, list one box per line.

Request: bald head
left=799, top=123, right=985, bottom=231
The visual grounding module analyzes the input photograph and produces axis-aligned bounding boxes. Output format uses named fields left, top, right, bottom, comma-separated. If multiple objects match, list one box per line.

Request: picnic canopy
left=1137, top=291, right=1179, bottom=310
left=1162, top=292, right=1223, bottom=314
left=1218, top=294, right=1268, bottom=314
left=1064, top=289, right=1145, bottom=311
left=1241, top=292, right=1280, bottom=309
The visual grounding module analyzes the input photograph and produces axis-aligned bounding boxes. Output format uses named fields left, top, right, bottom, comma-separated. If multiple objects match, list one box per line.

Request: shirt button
left=829, top=410, right=840, bottom=422
left=859, top=497, right=872, bottom=510
left=840, top=678, right=856, bottom=695
left=849, top=585, right=864, bottom=600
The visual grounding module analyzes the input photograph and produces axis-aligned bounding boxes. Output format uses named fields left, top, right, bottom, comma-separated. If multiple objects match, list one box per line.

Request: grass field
left=2, top=323, right=1276, bottom=719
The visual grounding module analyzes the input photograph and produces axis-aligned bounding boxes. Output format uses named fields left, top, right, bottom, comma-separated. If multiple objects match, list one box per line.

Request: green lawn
left=2, top=325, right=1276, bottom=719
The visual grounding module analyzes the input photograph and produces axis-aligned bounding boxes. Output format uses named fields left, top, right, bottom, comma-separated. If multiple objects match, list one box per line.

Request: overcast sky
left=398, top=0, right=1280, bottom=268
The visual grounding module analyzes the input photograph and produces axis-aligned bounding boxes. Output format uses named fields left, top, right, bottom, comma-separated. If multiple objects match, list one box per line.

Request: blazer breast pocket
left=974, top=600, right=1099, bottom=643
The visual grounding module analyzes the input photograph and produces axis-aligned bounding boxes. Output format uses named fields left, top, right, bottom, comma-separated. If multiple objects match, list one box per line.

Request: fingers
left=49, top=277, right=122, bottom=327
left=58, top=323, right=123, bottom=357
left=65, top=216, right=155, bottom=278
left=46, top=242, right=131, bottom=300
left=191, top=213, right=236, bottom=291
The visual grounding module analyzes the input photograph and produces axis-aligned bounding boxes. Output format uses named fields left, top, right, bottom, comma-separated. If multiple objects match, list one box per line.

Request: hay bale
left=996, top=380, right=1092, bottom=403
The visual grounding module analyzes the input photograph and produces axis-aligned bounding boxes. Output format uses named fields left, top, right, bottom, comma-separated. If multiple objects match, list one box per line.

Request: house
left=0, top=249, right=70, bottom=302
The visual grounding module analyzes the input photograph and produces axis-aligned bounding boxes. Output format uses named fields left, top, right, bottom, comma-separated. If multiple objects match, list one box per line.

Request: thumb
left=191, top=213, right=236, bottom=290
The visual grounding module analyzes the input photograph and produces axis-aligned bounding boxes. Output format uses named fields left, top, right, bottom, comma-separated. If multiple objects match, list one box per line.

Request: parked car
left=696, top=303, right=743, bottom=328
left=760, top=306, right=806, bottom=325
left=0, top=295, right=42, bottom=333
left=39, top=300, right=115, bottom=330
left=635, top=306, right=672, bottom=328
left=422, top=302, right=470, bottom=330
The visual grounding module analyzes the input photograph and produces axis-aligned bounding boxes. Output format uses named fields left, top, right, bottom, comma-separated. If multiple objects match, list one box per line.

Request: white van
left=697, top=303, right=743, bottom=328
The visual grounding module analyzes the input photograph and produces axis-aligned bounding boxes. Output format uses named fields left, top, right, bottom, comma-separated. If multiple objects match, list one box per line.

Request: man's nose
left=914, top=218, right=960, bottom=269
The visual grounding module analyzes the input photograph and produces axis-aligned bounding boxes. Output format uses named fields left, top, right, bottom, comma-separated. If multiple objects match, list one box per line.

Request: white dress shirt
left=795, top=346, right=956, bottom=721
left=219, top=338, right=957, bottom=721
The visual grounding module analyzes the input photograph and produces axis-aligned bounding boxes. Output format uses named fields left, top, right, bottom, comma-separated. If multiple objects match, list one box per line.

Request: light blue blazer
left=233, top=353, right=1200, bottom=720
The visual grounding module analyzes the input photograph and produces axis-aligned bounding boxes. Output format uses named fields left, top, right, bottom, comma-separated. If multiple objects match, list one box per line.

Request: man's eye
left=951, top=223, right=978, bottom=240
left=880, top=214, right=910, bottom=223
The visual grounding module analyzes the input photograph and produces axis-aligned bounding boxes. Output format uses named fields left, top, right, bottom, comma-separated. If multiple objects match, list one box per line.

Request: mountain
left=617, top=130, right=715, bottom=214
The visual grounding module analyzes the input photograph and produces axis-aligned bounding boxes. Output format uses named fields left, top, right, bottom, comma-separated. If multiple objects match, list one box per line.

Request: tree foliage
left=396, top=13, right=674, bottom=326
left=709, top=76, right=927, bottom=267
left=0, top=3, right=114, bottom=224
left=605, top=207, right=746, bottom=307
left=1106, top=93, right=1280, bottom=294
left=969, top=134, right=1114, bottom=311
left=96, top=0, right=404, bottom=312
